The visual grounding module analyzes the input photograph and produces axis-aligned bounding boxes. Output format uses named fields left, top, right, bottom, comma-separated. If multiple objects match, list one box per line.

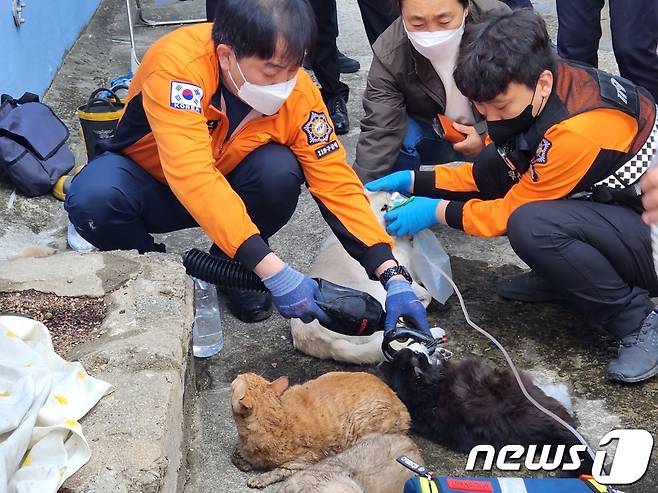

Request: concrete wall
left=1, top=0, right=101, bottom=98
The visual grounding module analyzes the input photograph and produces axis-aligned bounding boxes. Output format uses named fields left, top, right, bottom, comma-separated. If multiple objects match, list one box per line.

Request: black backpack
left=0, top=92, right=75, bottom=197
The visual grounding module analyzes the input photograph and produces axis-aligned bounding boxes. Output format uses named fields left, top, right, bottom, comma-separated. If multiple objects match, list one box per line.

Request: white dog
left=290, top=192, right=438, bottom=364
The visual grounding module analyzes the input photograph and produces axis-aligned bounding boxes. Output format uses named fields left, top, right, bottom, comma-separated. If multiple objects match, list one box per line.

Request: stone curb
left=0, top=251, right=193, bottom=493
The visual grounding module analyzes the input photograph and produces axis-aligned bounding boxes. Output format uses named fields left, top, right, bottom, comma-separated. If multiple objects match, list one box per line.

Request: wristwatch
left=379, top=264, right=413, bottom=288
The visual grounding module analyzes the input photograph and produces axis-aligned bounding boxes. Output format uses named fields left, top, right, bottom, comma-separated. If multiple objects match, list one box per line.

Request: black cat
left=379, top=348, right=591, bottom=471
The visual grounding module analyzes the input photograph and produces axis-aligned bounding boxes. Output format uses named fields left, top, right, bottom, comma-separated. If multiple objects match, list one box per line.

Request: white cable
left=434, top=264, right=596, bottom=463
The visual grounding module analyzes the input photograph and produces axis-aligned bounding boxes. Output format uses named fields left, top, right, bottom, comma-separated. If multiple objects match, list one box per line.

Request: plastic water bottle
left=192, top=278, right=223, bottom=358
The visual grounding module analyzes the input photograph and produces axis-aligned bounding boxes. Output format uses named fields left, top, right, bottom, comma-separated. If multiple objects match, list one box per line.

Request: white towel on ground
left=0, top=315, right=112, bottom=493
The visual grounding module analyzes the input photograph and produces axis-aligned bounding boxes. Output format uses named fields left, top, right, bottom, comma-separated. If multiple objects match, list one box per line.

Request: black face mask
left=487, top=84, right=542, bottom=147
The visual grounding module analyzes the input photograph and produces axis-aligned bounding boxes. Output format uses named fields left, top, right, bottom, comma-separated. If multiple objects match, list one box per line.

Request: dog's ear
left=410, top=352, right=433, bottom=380
left=270, top=376, right=289, bottom=396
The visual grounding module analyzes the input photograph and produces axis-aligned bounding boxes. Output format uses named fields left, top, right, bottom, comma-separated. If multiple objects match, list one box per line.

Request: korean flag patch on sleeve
left=170, top=81, right=203, bottom=113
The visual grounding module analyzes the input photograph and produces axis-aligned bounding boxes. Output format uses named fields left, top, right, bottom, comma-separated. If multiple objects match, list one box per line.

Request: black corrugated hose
left=182, top=248, right=268, bottom=292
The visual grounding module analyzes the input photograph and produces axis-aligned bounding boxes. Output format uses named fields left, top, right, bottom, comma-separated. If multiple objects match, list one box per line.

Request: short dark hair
left=393, top=0, right=469, bottom=15
left=453, top=9, right=554, bottom=102
left=212, top=0, right=316, bottom=65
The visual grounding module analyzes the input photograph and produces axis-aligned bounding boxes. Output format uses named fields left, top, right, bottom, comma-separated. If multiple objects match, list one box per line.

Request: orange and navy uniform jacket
left=413, top=60, right=657, bottom=237
left=105, top=23, right=394, bottom=274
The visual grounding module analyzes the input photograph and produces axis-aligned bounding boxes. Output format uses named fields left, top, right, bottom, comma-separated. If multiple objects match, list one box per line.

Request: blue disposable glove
left=365, top=171, right=413, bottom=194
left=384, top=279, right=431, bottom=334
left=384, top=197, right=442, bottom=237
left=263, top=264, right=330, bottom=324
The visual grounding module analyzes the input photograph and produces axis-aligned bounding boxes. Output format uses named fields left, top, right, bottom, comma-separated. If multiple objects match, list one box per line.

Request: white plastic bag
left=410, top=230, right=453, bottom=304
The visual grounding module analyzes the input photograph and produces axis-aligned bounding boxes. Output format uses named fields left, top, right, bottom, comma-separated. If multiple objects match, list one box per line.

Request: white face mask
left=404, top=12, right=466, bottom=62
left=227, top=60, right=297, bottom=115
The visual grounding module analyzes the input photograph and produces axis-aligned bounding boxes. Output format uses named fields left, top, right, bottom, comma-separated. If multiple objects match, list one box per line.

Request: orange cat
left=231, top=371, right=410, bottom=488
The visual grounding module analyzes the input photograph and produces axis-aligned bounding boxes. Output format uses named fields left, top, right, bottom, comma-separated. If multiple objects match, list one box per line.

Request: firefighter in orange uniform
left=367, top=10, right=658, bottom=383
left=65, top=0, right=430, bottom=334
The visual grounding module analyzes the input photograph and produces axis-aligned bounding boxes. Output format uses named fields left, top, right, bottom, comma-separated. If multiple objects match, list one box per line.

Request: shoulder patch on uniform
left=315, top=140, right=340, bottom=159
left=303, top=111, right=334, bottom=145
left=532, top=138, right=552, bottom=165
left=170, top=81, right=203, bottom=113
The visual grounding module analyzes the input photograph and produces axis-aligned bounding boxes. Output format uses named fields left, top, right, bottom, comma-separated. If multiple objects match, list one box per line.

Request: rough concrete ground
left=0, top=0, right=655, bottom=492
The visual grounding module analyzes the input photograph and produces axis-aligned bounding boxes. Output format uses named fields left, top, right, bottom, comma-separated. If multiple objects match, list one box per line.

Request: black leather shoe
left=607, top=310, right=658, bottom=383
left=337, top=50, right=360, bottom=73
left=327, top=95, right=349, bottom=135
left=303, top=50, right=360, bottom=74
left=219, top=286, right=273, bottom=323
left=495, top=271, right=565, bottom=303
left=208, top=245, right=273, bottom=323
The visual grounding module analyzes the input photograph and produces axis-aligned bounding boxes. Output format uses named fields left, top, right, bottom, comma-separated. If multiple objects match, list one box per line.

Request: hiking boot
left=219, top=286, right=273, bottom=323
left=606, top=310, right=658, bottom=383
left=327, top=95, right=349, bottom=135
left=495, top=271, right=565, bottom=303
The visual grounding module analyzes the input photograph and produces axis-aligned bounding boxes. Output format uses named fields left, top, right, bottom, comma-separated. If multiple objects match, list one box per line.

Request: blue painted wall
left=1, top=0, right=101, bottom=98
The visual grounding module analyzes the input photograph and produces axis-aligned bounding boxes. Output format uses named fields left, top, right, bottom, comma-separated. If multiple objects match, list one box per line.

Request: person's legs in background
left=206, top=0, right=219, bottom=21
left=556, top=0, right=604, bottom=67
left=356, top=0, right=396, bottom=46
left=609, top=0, right=658, bottom=101
left=307, top=0, right=351, bottom=134
left=505, top=200, right=658, bottom=383
left=393, top=116, right=466, bottom=172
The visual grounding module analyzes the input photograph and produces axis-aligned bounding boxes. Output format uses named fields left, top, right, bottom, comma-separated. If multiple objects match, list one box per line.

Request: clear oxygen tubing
left=432, top=262, right=597, bottom=464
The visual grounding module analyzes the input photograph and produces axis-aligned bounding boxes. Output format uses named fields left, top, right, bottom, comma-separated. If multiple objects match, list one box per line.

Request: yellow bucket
left=77, top=88, right=125, bottom=162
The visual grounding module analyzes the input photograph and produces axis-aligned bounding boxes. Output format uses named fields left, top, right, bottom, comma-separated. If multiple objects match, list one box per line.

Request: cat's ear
left=238, top=395, right=253, bottom=413
left=231, top=375, right=253, bottom=415
left=270, top=376, right=289, bottom=396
